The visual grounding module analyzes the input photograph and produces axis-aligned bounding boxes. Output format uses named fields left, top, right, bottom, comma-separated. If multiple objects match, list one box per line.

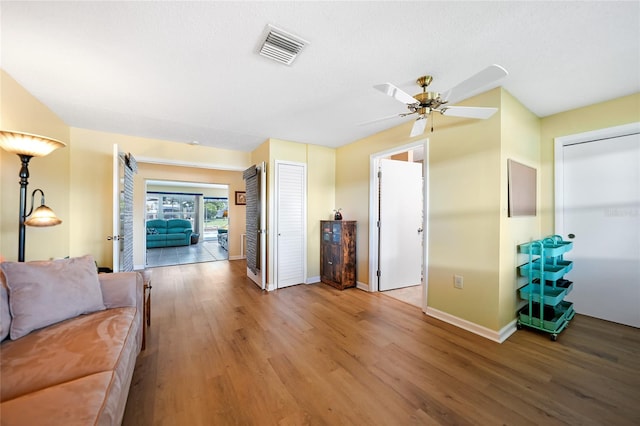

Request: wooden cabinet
left=320, top=220, right=356, bottom=290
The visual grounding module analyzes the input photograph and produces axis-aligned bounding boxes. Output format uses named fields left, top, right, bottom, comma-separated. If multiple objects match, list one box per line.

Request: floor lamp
left=0, top=130, right=66, bottom=262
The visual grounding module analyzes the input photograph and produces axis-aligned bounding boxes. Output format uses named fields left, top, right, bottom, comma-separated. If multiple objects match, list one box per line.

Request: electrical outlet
left=454, top=275, right=464, bottom=289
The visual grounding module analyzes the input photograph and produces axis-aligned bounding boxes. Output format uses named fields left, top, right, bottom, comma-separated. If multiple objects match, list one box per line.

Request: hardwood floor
left=123, top=261, right=640, bottom=425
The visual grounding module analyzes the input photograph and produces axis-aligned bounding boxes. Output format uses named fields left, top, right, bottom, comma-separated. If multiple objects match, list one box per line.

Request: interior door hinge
left=376, top=270, right=381, bottom=277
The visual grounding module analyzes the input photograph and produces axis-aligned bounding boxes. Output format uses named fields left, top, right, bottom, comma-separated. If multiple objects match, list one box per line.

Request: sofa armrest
left=99, top=272, right=142, bottom=309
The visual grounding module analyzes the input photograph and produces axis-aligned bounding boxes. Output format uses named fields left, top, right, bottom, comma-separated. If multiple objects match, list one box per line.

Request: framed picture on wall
left=508, top=159, right=536, bottom=217
left=235, top=191, right=246, bottom=205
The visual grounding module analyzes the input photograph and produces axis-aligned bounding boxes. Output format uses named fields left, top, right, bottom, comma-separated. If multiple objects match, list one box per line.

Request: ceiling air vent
left=259, top=25, right=309, bottom=65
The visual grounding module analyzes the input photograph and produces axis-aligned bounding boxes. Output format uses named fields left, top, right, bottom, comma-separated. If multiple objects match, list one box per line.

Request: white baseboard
left=134, top=264, right=145, bottom=271
left=306, top=275, right=320, bottom=284
left=425, top=307, right=517, bottom=343
left=356, top=281, right=369, bottom=291
left=229, top=255, right=244, bottom=261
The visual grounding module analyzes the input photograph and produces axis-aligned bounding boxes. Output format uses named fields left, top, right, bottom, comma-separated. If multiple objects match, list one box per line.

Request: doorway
left=203, top=197, right=229, bottom=241
left=369, top=140, right=428, bottom=310
left=555, top=122, right=640, bottom=327
left=144, top=180, right=230, bottom=267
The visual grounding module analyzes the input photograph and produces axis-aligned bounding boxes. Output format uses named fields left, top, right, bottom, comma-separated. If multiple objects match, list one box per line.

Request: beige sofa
left=0, top=255, right=143, bottom=425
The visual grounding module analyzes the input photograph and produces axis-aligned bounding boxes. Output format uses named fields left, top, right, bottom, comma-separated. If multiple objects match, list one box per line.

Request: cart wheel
left=516, top=322, right=523, bottom=330
left=550, top=334, right=558, bottom=341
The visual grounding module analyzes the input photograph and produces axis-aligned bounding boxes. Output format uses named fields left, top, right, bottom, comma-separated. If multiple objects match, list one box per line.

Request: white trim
left=306, top=275, right=320, bottom=284
left=134, top=263, right=145, bottom=271
left=422, top=143, right=430, bottom=313
left=554, top=122, right=640, bottom=236
left=239, top=233, right=246, bottom=259
left=426, top=307, right=517, bottom=343
left=112, top=144, right=120, bottom=272
left=356, top=281, right=369, bottom=292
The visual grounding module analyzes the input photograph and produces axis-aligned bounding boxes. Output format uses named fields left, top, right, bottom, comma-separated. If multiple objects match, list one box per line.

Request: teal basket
left=518, top=235, right=573, bottom=257
left=518, top=301, right=574, bottom=332
left=518, top=261, right=572, bottom=281
left=519, top=283, right=567, bottom=306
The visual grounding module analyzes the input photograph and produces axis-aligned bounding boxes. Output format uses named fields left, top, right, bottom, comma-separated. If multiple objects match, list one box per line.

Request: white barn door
left=275, top=161, right=307, bottom=288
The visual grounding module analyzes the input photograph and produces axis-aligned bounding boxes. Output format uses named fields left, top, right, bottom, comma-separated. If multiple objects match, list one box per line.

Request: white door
left=378, top=159, right=423, bottom=291
left=111, top=144, right=124, bottom=272
left=275, top=161, right=306, bottom=288
left=559, top=132, right=640, bottom=327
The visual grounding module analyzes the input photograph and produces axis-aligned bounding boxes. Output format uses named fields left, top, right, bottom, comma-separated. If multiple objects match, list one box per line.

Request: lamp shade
left=24, top=204, right=62, bottom=227
left=0, top=130, right=66, bottom=157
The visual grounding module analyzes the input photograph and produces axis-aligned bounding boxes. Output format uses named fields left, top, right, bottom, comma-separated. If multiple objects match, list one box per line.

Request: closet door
left=560, top=132, right=640, bottom=327
left=275, top=161, right=307, bottom=288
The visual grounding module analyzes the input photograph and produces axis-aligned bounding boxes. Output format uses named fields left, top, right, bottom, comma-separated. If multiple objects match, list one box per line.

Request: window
left=203, top=197, right=229, bottom=241
left=146, top=193, right=197, bottom=227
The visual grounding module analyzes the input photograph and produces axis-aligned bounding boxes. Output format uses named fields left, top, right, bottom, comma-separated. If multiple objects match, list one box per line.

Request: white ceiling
left=1, top=1, right=638, bottom=152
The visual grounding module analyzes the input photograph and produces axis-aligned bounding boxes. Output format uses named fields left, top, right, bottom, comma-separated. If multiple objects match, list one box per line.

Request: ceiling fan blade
left=374, top=83, right=419, bottom=105
left=441, top=106, right=498, bottom=119
left=442, top=64, right=508, bottom=105
left=358, top=112, right=415, bottom=126
left=410, top=116, right=427, bottom=137
left=358, top=114, right=404, bottom=126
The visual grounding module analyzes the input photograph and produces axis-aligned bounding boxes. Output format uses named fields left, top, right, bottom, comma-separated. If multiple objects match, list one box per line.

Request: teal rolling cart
left=516, top=235, right=575, bottom=341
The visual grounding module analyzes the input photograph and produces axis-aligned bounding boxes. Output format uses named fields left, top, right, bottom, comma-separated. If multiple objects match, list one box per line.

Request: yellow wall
left=498, top=90, right=541, bottom=329
left=69, top=127, right=250, bottom=268
left=539, top=92, right=640, bottom=235
left=306, top=144, right=336, bottom=278
left=427, top=88, right=502, bottom=329
left=1, top=70, right=70, bottom=262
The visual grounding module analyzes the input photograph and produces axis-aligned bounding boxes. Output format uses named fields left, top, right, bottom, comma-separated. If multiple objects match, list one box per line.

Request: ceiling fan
left=372, top=64, right=508, bottom=136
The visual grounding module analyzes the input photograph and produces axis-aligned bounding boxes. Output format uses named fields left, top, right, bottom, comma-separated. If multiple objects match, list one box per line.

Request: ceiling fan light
left=410, top=117, right=427, bottom=137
